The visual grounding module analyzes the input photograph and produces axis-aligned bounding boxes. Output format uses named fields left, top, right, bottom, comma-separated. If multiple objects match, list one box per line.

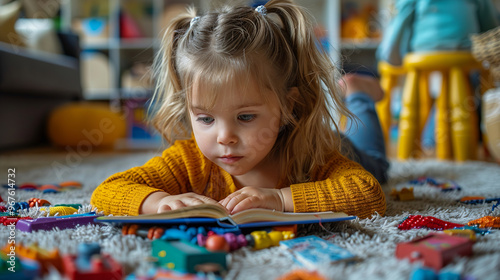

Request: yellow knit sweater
left=91, top=138, right=386, bottom=218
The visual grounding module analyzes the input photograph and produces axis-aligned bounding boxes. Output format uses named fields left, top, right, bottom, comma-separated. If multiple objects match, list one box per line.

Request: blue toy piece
left=410, top=267, right=461, bottom=280
left=75, top=243, right=101, bottom=270
left=160, top=225, right=207, bottom=244
left=12, top=202, right=30, bottom=213
left=410, top=267, right=437, bottom=280
left=208, top=226, right=242, bottom=236
left=438, top=271, right=461, bottom=280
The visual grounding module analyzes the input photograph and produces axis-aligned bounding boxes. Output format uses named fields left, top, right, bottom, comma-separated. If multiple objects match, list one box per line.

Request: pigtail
left=265, top=0, right=354, bottom=182
left=150, top=7, right=197, bottom=144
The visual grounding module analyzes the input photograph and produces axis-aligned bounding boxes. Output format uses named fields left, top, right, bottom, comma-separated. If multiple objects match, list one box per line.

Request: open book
left=95, top=204, right=355, bottom=228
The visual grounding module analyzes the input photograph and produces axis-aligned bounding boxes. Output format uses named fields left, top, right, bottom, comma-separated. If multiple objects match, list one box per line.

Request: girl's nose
left=217, top=126, right=238, bottom=145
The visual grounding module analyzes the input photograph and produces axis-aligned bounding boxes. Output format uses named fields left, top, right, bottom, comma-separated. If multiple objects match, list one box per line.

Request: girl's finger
left=157, top=204, right=172, bottom=213
left=231, top=197, right=257, bottom=214
left=225, top=194, right=247, bottom=213
left=186, top=197, right=204, bottom=206
left=170, top=200, right=187, bottom=210
left=219, top=191, right=240, bottom=207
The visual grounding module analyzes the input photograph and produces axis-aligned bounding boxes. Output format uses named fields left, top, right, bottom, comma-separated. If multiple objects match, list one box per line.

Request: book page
left=97, top=203, right=229, bottom=220
left=230, top=209, right=349, bottom=224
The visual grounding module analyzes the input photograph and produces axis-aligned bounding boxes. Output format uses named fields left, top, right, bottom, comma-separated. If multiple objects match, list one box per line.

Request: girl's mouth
left=219, top=155, right=243, bottom=164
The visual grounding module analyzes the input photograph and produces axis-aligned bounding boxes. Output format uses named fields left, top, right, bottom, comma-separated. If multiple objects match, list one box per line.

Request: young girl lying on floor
left=91, top=0, right=388, bottom=219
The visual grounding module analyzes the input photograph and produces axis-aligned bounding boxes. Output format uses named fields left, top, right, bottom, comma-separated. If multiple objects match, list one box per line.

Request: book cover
left=279, top=235, right=358, bottom=269
left=95, top=204, right=355, bottom=228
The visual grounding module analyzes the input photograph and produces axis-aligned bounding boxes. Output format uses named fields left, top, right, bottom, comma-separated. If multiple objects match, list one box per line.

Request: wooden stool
left=398, top=51, right=483, bottom=161
left=376, top=61, right=406, bottom=144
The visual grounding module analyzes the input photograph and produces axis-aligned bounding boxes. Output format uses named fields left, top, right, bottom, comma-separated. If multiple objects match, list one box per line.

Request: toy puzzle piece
left=395, top=233, right=474, bottom=271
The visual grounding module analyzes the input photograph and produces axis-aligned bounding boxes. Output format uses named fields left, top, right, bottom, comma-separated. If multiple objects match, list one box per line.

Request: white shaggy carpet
left=1, top=149, right=500, bottom=280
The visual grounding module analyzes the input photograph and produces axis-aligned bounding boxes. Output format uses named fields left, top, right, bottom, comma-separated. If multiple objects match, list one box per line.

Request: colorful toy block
left=395, top=233, right=474, bottom=271
left=62, top=243, right=123, bottom=280
left=152, top=239, right=227, bottom=274
left=2, top=242, right=63, bottom=275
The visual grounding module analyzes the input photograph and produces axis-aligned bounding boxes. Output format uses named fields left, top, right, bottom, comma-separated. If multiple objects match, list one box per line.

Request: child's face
left=189, top=77, right=282, bottom=176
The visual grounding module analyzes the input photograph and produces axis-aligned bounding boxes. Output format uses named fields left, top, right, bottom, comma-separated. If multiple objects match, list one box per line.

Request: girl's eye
left=197, top=116, right=214, bottom=124
left=238, top=114, right=256, bottom=122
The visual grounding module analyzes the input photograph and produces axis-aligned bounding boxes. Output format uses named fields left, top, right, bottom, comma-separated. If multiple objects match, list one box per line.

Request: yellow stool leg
left=398, top=69, right=420, bottom=160
left=418, top=72, right=433, bottom=135
left=479, top=68, right=493, bottom=158
left=450, top=67, right=476, bottom=161
left=376, top=74, right=397, bottom=144
left=435, top=72, right=452, bottom=160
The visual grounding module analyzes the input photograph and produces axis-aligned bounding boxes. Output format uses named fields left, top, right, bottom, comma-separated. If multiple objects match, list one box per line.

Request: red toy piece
left=395, top=233, right=474, bottom=271
left=0, top=216, right=32, bottom=226
left=63, top=243, right=122, bottom=280
left=398, top=215, right=464, bottom=231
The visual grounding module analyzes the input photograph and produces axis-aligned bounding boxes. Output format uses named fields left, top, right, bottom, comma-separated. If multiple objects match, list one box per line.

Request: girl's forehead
left=190, top=76, right=271, bottom=110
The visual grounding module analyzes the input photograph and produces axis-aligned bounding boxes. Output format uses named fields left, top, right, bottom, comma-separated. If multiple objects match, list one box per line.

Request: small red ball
left=205, top=235, right=230, bottom=252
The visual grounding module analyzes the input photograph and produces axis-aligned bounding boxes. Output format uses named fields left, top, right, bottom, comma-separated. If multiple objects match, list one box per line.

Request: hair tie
left=255, top=5, right=267, bottom=16
left=190, top=16, right=200, bottom=28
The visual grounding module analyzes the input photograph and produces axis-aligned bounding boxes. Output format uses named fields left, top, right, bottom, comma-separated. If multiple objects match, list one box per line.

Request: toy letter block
left=395, top=233, right=473, bottom=271
left=152, top=239, right=227, bottom=274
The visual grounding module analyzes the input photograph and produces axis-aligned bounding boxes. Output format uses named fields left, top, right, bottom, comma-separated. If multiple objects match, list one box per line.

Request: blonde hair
left=151, top=0, right=353, bottom=184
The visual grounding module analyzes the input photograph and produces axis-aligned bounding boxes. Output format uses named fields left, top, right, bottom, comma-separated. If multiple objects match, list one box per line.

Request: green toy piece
left=152, top=239, right=227, bottom=274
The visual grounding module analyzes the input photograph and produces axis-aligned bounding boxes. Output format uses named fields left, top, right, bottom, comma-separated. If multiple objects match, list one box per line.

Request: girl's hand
left=156, top=192, right=221, bottom=213
left=219, top=186, right=285, bottom=214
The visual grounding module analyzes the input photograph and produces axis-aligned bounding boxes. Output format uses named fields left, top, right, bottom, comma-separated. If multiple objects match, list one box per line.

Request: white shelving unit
left=58, top=0, right=389, bottom=102
left=59, top=0, right=169, bottom=103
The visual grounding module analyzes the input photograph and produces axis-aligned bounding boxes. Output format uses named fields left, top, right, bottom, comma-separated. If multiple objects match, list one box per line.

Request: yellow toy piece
left=390, top=187, right=414, bottom=201
left=267, top=231, right=284, bottom=247
left=250, top=231, right=273, bottom=250
left=39, top=206, right=78, bottom=216
left=442, top=229, right=476, bottom=242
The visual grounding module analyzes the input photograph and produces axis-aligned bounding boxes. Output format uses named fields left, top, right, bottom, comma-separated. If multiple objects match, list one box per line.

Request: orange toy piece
left=277, top=269, right=327, bottom=280
left=467, top=216, right=500, bottom=228
left=460, top=196, right=486, bottom=202
left=2, top=242, right=63, bottom=275
left=205, top=235, right=230, bottom=252
left=28, top=198, right=51, bottom=207
left=58, top=181, right=83, bottom=190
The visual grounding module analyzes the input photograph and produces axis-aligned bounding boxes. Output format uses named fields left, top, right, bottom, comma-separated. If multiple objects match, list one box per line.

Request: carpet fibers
left=1, top=150, right=499, bottom=279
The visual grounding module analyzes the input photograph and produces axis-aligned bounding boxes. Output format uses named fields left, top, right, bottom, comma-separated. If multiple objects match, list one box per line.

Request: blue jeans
left=341, top=93, right=390, bottom=184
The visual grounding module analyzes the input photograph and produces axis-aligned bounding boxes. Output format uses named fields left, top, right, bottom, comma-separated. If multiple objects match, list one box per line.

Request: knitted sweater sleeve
left=90, top=139, right=204, bottom=216
left=290, top=154, right=386, bottom=219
